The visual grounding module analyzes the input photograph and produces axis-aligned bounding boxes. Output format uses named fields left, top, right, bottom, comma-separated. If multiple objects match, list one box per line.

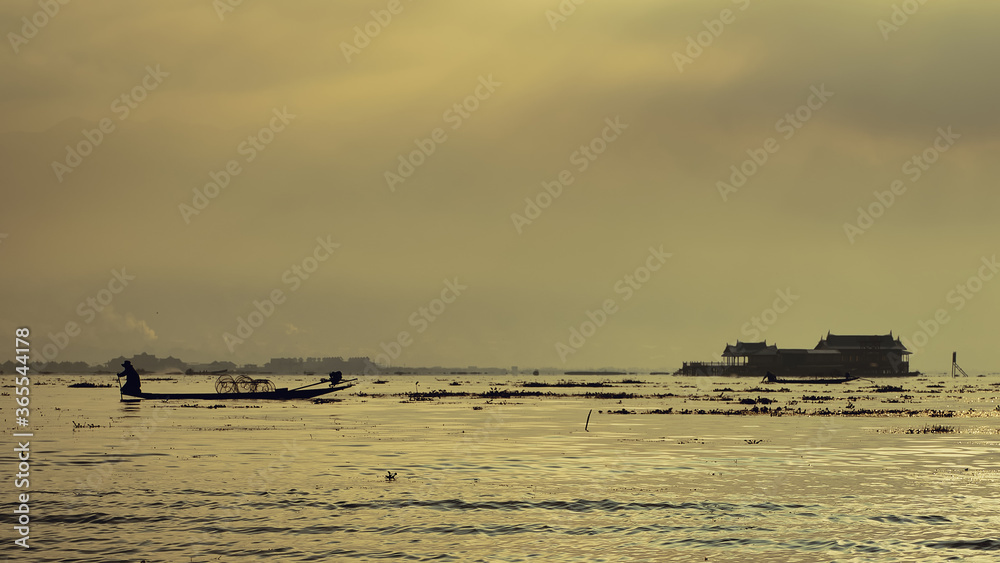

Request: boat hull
left=764, top=377, right=857, bottom=384
left=122, top=382, right=354, bottom=401
left=762, top=372, right=857, bottom=384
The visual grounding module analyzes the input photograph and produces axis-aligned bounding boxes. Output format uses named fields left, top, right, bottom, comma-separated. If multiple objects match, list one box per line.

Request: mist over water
left=17, top=373, right=1000, bottom=561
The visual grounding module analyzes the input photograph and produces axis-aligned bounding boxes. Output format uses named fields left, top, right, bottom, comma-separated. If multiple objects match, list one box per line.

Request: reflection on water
left=11, top=373, right=1000, bottom=561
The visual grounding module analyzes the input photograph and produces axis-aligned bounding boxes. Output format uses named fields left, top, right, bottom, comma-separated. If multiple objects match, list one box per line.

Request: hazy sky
left=2, top=1, right=998, bottom=372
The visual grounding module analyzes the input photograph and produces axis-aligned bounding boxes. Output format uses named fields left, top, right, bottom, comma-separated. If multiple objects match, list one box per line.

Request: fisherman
left=119, top=360, right=142, bottom=394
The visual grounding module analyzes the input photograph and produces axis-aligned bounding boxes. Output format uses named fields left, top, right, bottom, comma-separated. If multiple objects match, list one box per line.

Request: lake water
left=7, top=373, right=1000, bottom=561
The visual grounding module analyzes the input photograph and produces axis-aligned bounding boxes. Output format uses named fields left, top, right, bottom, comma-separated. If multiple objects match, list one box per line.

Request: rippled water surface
left=9, top=373, right=1000, bottom=561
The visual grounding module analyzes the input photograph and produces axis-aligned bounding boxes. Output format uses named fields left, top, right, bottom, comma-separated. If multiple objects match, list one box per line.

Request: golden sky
left=2, top=0, right=998, bottom=372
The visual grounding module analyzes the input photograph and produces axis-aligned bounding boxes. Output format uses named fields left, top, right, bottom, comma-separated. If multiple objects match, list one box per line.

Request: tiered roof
left=815, top=332, right=910, bottom=354
left=721, top=341, right=777, bottom=357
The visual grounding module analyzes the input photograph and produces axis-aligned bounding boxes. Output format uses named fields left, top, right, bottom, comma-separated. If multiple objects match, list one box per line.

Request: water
left=7, top=373, right=1000, bottom=561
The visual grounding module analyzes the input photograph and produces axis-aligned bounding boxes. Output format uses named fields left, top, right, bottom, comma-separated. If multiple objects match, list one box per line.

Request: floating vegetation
left=878, top=425, right=959, bottom=434
left=402, top=394, right=440, bottom=402
left=138, top=374, right=1000, bottom=421
left=906, top=425, right=956, bottom=434
left=882, top=395, right=914, bottom=404
left=583, top=392, right=642, bottom=400
left=603, top=407, right=963, bottom=417
left=72, top=421, right=101, bottom=429
left=395, top=388, right=682, bottom=401
left=870, top=385, right=906, bottom=393
left=519, top=380, right=616, bottom=388
left=738, top=397, right=776, bottom=405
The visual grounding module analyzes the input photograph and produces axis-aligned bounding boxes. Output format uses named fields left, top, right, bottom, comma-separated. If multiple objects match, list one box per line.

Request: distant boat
left=121, top=373, right=354, bottom=402
left=761, top=371, right=858, bottom=384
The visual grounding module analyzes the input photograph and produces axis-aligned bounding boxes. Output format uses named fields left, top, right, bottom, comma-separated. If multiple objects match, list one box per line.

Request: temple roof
left=722, top=341, right=778, bottom=357
left=815, top=332, right=910, bottom=353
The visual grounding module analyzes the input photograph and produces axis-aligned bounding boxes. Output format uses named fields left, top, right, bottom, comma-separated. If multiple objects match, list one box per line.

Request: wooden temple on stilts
left=677, top=332, right=914, bottom=377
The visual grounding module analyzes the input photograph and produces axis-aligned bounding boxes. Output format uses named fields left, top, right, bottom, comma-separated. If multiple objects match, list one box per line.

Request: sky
left=1, top=0, right=998, bottom=373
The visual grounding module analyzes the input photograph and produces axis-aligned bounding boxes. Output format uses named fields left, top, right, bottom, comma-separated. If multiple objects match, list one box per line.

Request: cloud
left=2, top=1, right=999, bottom=370
left=99, top=306, right=158, bottom=341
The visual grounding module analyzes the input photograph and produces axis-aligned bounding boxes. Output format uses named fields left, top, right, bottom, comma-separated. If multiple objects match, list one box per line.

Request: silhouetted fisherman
left=119, top=360, right=142, bottom=395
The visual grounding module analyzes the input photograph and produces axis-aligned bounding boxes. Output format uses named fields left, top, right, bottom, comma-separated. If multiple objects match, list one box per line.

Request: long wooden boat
left=762, top=372, right=858, bottom=384
left=121, top=377, right=356, bottom=401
